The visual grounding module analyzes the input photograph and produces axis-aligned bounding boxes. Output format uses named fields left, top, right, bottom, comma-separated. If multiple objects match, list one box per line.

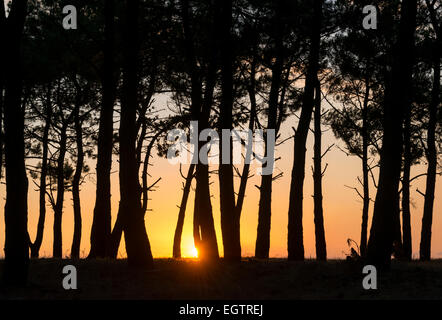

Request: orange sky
left=1, top=111, right=440, bottom=260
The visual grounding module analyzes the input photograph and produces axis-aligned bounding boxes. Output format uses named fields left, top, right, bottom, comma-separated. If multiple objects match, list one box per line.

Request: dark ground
left=0, top=258, right=441, bottom=299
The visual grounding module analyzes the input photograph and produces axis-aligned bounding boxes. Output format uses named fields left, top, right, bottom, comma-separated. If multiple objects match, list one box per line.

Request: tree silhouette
left=118, top=0, right=154, bottom=268
left=288, top=0, right=323, bottom=261
left=0, top=1, right=5, bottom=181
left=179, top=0, right=220, bottom=261
left=313, top=80, right=327, bottom=261
left=218, top=0, right=241, bottom=262
left=173, top=164, right=195, bottom=258
left=25, top=82, right=53, bottom=258
left=255, top=0, right=285, bottom=259
left=89, top=0, right=116, bottom=259
left=70, top=76, right=96, bottom=259
left=2, top=0, right=442, bottom=291
left=2, top=0, right=30, bottom=285
left=323, top=9, right=384, bottom=257
left=367, top=0, right=418, bottom=269
left=419, top=0, right=441, bottom=261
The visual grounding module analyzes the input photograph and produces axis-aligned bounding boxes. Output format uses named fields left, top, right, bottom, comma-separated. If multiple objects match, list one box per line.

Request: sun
left=183, top=237, right=199, bottom=258
left=191, top=246, right=199, bottom=258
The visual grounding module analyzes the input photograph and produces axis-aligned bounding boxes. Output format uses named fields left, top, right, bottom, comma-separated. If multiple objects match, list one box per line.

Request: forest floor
left=1, top=258, right=442, bottom=299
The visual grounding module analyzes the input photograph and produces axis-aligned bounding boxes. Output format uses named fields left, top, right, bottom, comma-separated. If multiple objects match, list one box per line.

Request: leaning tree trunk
left=255, top=171, right=273, bottom=259
left=53, top=122, right=68, bottom=258
left=287, top=0, right=323, bottom=261
left=71, top=101, right=83, bottom=259
left=2, top=0, right=29, bottom=286
left=120, top=0, right=153, bottom=268
left=235, top=57, right=257, bottom=215
left=233, top=55, right=257, bottom=248
left=30, top=87, right=52, bottom=258
left=173, top=164, right=195, bottom=258
left=193, top=97, right=219, bottom=262
left=313, top=80, right=327, bottom=261
left=419, top=47, right=440, bottom=261
left=107, top=125, right=161, bottom=259
left=193, top=160, right=219, bottom=260
left=90, top=0, right=116, bottom=259
left=108, top=204, right=123, bottom=258
left=367, top=0, right=417, bottom=269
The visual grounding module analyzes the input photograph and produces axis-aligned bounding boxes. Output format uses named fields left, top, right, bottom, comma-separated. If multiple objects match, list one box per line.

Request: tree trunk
left=2, top=0, right=29, bottom=286
left=71, top=100, right=83, bottom=259
left=173, top=164, right=195, bottom=258
left=367, top=0, right=417, bottom=269
left=233, top=56, right=257, bottom=241
left=181, top=0, right=219, bottom=261
left=419, top=47, right=440, bottom=261
left=0, top=1, right=5, bottom=180
left=107, top=124, right=158, bottom=259
left=360, top=80, right=370, bottom=257
left=30, top=86, right=52, bottom=258
left=141, top=132, right=163, bottom=214
left=120, top=0, right=153, bottom=268
left=0, top=81, right=3, bottom=181
left=287, top=0, right=323, bottom=261
left=254, top=2, right=284, bottom=259
left=104, top=113, right=160, bottom=258
left=108, top=204, right=123, bottom=258
left=218, top=0, right=240, bottom=262
left=193, top=162, right=219, bottom=261
left=254, top=76, right=280, bottom=259
left=89, top=0, right=116, bottom=259
left=53, top=123, right=68, bottom=258
left=402, top=93, right=413, bottom=261
left=313, top=80, right=327, bottom=261
left=255, top=172, right=273, bottom=259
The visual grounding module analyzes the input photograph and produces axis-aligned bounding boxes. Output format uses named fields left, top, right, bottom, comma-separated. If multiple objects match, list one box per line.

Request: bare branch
left=321, top=163, right=329, bottom=176
left=368, top=165, right=378, bottom=189
left=344, top=184, right=364, bottom=200
left=146, top=177, right=162, bottom=191
left=272, top=172, right=283, bottom=181
left=321, top=144, right=334, bottom=158
left=416, top=188, right=426, bottom=197
left=275, top=135, right=295, bottom=146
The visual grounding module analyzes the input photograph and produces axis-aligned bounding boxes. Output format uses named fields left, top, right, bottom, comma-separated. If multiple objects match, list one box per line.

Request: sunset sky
left=1, top=0, right=441, bottom=261
left=1, top=100, right=440, bottom=260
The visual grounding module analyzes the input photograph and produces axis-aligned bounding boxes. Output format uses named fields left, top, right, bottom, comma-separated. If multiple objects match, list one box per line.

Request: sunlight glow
left=181, top=237, right=199, bottom=258
left=191, top=246, right=198, bottom=258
